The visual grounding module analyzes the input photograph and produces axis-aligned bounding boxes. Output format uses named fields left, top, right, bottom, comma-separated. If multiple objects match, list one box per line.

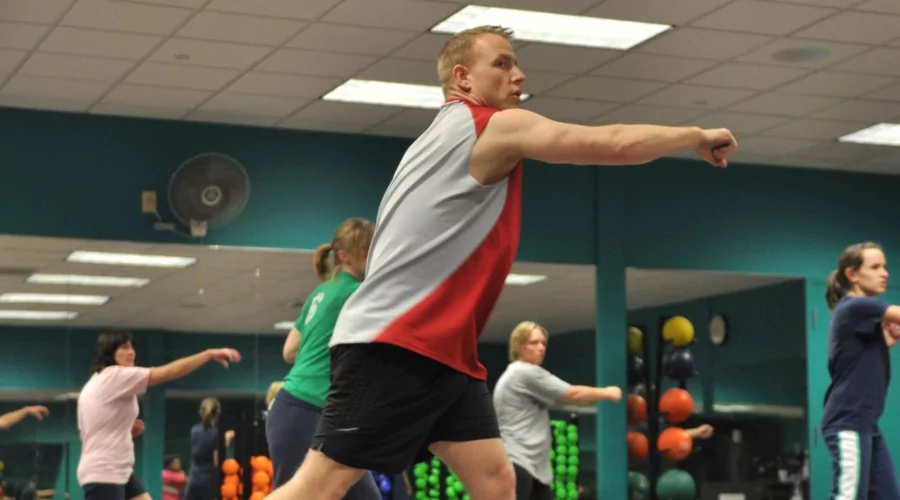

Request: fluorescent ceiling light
left=323, top=79, right=530, bottom=109
left=505, top=273, right=546, bottom=286
left=27, top=274, right=150, bottom=287
left=431, top=6, right=672, bottom=50
left=838, top=123, right=900, bottom=147
left=274, top=321, right=295, bottom=330
left=0, top=310, right=78, bottom=320
left=67, top=251, right=196, bottom=268
left=0, top=293, right=109, bottom=305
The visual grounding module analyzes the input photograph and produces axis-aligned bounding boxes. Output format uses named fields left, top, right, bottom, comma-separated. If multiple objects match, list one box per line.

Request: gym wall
left=3, top=105, right=900, bottom=498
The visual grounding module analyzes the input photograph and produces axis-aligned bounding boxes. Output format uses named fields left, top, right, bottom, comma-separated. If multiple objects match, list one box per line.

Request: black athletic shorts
left=311, top=342, right=500, bottom=474
left=83, top=474, right=146, bottom=500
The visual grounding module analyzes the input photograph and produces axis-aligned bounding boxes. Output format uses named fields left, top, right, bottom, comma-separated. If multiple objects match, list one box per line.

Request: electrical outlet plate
left=141, top=191, right=157, bottom=213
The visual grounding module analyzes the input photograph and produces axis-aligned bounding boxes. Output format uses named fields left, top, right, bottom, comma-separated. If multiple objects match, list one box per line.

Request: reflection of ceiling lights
left=839, top=123, right=900, bottom=147
left=27, top=274, right=150, bottom=287
left=505, top=273, right=547, bottom=286
left=67, top=251, right=196, bottom=268
left=0, top=293, right=109, bottom=305
left=432, top=5, right=672, bottom=50
left=323, top=79, right=530, bottom=109
left=273, top=321, right=294, bottom=330
left=0, top=310, right=78, bottom=320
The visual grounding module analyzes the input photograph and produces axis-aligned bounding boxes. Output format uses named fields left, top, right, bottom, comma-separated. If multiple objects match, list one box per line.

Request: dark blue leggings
left=265, top=389, right=381, bottom=499
left=825, top=430, right=900, bottom=499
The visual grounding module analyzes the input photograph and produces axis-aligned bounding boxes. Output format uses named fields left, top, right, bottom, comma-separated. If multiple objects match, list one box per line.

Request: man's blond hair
left=437, top=25, right=514, bottom=94
left=508, top=320, right=548, bottom=362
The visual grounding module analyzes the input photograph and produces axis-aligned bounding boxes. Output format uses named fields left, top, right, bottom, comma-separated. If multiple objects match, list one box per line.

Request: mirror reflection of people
left=162, top=455, right=186, bottom=500
left=0, top=406, right=48, bottom=430
left=493, top=321, right=622, bottom=500
left=265, top=218, right=380, bottom=500
left=17, top=474, right=54, bottom=500
left=822, top=242, right=900, bottom=499
left=77, top=331, right=241, bottom=500
left=184, top=398, right=234, bottom=500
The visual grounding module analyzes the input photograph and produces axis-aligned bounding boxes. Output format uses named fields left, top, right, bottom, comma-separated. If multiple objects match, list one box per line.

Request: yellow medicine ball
left=662, top=316, right=694, bottom=347
left=627, top=327, right=643, bottom=355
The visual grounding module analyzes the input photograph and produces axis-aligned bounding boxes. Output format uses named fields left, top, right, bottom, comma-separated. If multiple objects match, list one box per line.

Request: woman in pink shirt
left=77, top=331, right=241, bottom=500
left=161, top=455, right=186, bottom=500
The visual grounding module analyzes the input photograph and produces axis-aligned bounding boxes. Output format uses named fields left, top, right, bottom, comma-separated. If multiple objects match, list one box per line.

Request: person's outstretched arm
left=149, top=348, right=241, bottom=387
left=0, top=405, right=48, bottom=430
left=471, top=108, right=737, bottom=184
left=517, top=363, right=622, bottom=406
left=559, top=385, right=623, bottom=405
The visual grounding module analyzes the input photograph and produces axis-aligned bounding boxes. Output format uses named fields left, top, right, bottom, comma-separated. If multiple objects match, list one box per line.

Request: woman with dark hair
left=822, top=242, right=900, bottom=499
left=183, top=397, right=234, bottom=500
left=77, top=331, right=240, bottom=500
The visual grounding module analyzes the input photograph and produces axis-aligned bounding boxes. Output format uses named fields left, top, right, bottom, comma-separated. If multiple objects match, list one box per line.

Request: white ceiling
left=0, top=1, right=899, bottom=173
left=0, top=234, right=797, bottom=342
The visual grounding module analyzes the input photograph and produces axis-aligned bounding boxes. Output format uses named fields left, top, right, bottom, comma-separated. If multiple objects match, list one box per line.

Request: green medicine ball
left=656, top=470, right=696, bottom=500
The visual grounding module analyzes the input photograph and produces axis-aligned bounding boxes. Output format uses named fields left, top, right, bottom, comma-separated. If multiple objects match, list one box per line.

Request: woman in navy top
left=183, top=398, right=234, bottom=500
left=822, top=242, right=900, bottom=499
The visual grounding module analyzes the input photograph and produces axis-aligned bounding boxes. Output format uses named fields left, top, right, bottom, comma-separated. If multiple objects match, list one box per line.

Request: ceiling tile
left=126, top=0, right=208, bottom=7
left=811, top=99, right=900, bottom=121
left=685, top=63, right=810, bottom=91
left=149, top=39, right=271, bottom=70
left=736, top=38, right=869, bottom=69
left=257, top=49, right=378, bottom=78
left=60, top=0, right=193, bottom=35
left=832, top=48, right=900, bottom=78
left=375, top=108, right=440, bottom=130
left=515, top=44, right=621, bottom=74
left=124, top=62, right=240, bottom=91
left=801, top=142, right=885, bottom=162
left=0, top=0, right=74, bottom=23
left=473, top=0, right=601, bottom=14
left=770, top=0, right=861, bottom=7
left=855, top=0, right=900, bottom=14
left=90, top=102, right=188, bottom=120
left=726, top=92, right=841, bottom=116
left=286, top=23, right=418, bottom=57
left=18, top=53, right=134, bottom=83
left=735, top=135, right=821, bottom=156
left=198, top=92, right=309, bottom=117
left=637, top=84, right=757, bottom=109
left=727, top=151, right=785, bottom=165
left=590, top=105, right=706, bottom=126
left=391, top=33, right=453, bottom=61
left=865, top=82, right=900, bottom=101
left=793, top=11, right=900, bottom=45
left=279, top=117, right=369, bottom=134
left=185, top=110, right=281, bottom=127
left=691, top=1, right=837, bottom=36
left=37, top=27, right=161, bottom=59
left=547, top=77, right=667, bottom=103
left=520, top=71, right=573, bottom=95
left=585, top=0, right=732, bottom=25
left=761, top=118, right=873, bottom=140
left=688, top=111, right=790, bottom=134
left=289, top=101, right=404, bottom=127
left=205, top=0, right=343, bottom=20
left=637, top=28, right=774, bottom=61
left=0, top=74, right=110, bottom=100
left=521, top=96, right=619, bottom=123
left=0, top=50, right=27, bottom=74
left=0, top=94, right=93, bottom=113
left=227, top=72, right=341, bottom=99
left=0, top=22, right=51, bottom=50
left=355, top=58, right=438, bottom=86
left=323, top=0, right=461, bottom=31
left=867, top=149, right=900, bottom=164
left=176, top=11, right=307, bottom=46
left=102, top=84, right=212, bottom=109
left=776, top=72, right=897, bottom=98
left=591, top=53, right=718, bottom=83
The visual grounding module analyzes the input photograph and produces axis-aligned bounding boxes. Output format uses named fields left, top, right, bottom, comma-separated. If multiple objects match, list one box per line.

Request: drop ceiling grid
left=0, top=0, right=899, bottom=172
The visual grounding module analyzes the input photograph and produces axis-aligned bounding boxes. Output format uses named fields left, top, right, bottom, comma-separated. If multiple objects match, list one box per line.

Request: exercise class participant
left=162, top=455, right=186, bottom=500
left=265, top=218, right=379, bottom=498
left=493, top=321, right=622, bottom=500
left=0, top=405, right=49, bottom=430
left=265, top=25, right=738, bottom=500
left=822, top=242, right=900, bottom=499
left=183, top=398, right=235, bottom=500
left=77, top=331, right=240, bottom=500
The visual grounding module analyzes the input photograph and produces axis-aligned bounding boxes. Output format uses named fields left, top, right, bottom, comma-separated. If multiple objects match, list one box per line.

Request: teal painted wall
left=4, top=106, right=900, bottom=496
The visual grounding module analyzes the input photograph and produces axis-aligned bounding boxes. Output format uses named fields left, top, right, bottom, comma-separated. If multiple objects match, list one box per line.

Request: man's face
left=464, top=33, right=526, bottom=110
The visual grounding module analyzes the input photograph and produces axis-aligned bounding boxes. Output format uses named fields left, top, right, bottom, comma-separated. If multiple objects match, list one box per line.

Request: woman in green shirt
left=265, top=217, right=379, bottom=499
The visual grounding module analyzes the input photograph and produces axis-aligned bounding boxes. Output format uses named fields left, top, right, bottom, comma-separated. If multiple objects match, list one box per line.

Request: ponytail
left=313, top=243, right=334, bottom=281
left=825, top=269, right=846, bottom=311
left=198, top=397, right=220, bottom=428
